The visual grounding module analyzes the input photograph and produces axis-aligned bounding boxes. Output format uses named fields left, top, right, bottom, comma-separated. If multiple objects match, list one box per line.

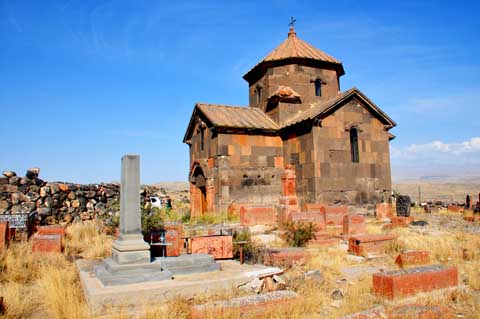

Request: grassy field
left=1, top=211, right=479, bottom=318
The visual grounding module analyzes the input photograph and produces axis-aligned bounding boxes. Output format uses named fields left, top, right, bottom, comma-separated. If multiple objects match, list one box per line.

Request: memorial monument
left=95, top=155, right=172, bottom=286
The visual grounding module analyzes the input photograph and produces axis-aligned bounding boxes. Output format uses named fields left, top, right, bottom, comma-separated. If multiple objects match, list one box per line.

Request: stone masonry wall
left=313, top=97, right=392, bottom=204
left=216, top=133, right=284, bottom=213
left=250, top=64, right=340, bottom=114
left=0, top=168, right=158, bottom=225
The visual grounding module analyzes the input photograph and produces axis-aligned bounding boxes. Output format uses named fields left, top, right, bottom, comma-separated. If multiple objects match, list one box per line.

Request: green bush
left=233, top=229, right=264, bottom=264
left=282, top=221, right=317, bottom=247
left=141, top=208, right=164, bottom=232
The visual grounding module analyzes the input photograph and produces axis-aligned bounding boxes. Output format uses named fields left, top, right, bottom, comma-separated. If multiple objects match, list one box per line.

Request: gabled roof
left=243, top=28, right=345, bottom=82
left=282, top=87, right=397, bottom=129
left=183, top=103, right=280, bottom=143
left=183, top=89, right=396, bottom=143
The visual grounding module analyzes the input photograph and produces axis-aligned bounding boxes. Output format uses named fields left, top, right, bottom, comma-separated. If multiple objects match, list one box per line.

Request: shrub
left=233, top=229, right=264, bottom=264
left=282, top=221, right=317, bottom=247
left=141, top=208, right=164, bottom=232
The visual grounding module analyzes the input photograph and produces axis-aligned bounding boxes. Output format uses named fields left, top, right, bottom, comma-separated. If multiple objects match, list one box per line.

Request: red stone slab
left=375, top=203, right=393, bottom=220
left=0, top=221, right=8, bottom=250
left=239, top=205, right=277, bottom=226
left=395, top=250, right=430, bottom=268
left=343, top=214, right=366, bottom=235
left=372, top=265, right=458, bottom=299
left=447, top=205, right=463, bottom=213
left=31, top=234, right=62, bottom=253
left=190, top=235, right=233, bottom=259
left=325, top=205, right=348, bottom=226
left=388, top=304, right=454, bottom=319
left=263, top=248, right=309, bottom=267
left=37, top=225, right=66, bottom=237
left=288, top=211, right=325, bottom=231
left=339, top=306, right=387, bottom=319
left=190, top=290, right=298, bottom=319
left=304, top=203, right=326, bottom=214
left=348, top=234, right=396, bottom=257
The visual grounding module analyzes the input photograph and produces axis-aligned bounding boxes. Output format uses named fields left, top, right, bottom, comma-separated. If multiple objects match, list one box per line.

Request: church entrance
left=190, top=165, right=208, bottom=217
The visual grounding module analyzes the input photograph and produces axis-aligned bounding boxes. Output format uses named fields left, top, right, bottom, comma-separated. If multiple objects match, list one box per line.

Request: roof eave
left=243, top=58, right=345, bottom=84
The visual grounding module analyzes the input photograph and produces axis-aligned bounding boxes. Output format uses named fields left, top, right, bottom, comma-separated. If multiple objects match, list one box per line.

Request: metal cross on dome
left=289, top=16, right=296, bottom=29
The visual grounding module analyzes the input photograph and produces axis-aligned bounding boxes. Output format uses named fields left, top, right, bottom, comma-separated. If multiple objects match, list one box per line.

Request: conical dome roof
left=243, top=27, right=345, bottom=83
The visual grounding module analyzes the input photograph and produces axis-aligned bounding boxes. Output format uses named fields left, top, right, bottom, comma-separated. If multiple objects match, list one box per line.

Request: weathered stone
left=26, top=167, right=40, bottom=180
left=240, top=205, right=277, bottom=226
left=44, top=196, right=54, bottom=208
left=343, top=214, right=366, bottom=235
left=39, top=186, right=50, bottom=197
left=67, top=191, right=76, bottom=200
left=103, top=188, right=115, bottom=198
left=338, top=306, right=387, bottom=319
left=190, top=235, right=233, bottom=259
left=50, top=183, right=61, bottom=194
left=395, top=250, right=430, bottom=268
left=0, top=222, right=9, bottom=250
left=8, top=176, right=20, bottom=185
left=26, top=192, right=40, bottom=202
left=2, top=171, right=16, bottom=178
left=348, top=234, right=396, bottom=257
left=0, top=184, right=17, bottom=193
left=0, top=177, right=8, bottom=185
left=0, top=200, right=12, bottom=211
left=396, top=195, right=411, bottom=217
left=37, top=225, right=66, bottom=236
left=37, top=207, right=52, bottom=216
left=264, top=247, right=309, bottom=267
left=388, top=304, right=454, bottom=319
left=31, top=234, right=62, bottom=253
left=33, top=178, right=44, bottom=186
left=190, top=290, right=298, bottom=319
left=372, top=265, right=458, bottom=299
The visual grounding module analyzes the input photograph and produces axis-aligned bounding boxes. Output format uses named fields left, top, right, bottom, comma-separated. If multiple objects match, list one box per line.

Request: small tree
left=283, top=221, right=317, bottom=247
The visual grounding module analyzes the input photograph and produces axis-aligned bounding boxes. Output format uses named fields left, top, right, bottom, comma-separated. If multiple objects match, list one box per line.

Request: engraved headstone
left=396, top=195, right=411, bottom=217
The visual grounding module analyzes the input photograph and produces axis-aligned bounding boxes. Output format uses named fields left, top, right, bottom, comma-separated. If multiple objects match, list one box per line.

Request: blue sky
left=1, top=0, right=479, bottom=183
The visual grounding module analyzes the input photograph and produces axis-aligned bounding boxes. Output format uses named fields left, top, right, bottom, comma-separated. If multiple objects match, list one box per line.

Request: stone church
left=184, top=25, right=396, bottom=217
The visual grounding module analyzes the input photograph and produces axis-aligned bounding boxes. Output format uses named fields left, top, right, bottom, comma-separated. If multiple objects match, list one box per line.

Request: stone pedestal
left=95, top=155, right=172, bottom=286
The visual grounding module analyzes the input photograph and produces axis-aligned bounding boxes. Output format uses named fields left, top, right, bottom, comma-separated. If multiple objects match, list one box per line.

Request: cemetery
left=1, top=9, right=479, bottom=319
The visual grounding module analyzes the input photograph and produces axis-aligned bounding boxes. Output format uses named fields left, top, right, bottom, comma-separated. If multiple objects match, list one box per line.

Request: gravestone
left=95, top=155, right=172, bottom=286
left=396, top=195, right=411, bottom=217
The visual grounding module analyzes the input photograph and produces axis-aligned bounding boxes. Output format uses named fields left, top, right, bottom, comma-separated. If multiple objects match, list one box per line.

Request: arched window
left=350, top=127, right=359, bottom=163
left=315, top=79, right=322, bottom=97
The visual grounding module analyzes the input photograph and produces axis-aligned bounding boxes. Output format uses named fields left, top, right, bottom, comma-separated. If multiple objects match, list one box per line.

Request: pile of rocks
left=0, top=168, right=157, bottom=224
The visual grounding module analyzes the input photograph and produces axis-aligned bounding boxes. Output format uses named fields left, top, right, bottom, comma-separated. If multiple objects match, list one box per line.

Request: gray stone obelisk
left=94, top=154, right=172, bottom=286
left=111, top=155, right=150, bottom=264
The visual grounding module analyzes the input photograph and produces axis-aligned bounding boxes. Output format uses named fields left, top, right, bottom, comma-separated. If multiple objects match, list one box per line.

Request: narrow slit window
left=350, top=128, right=359, bottom=163
left=315, top=79, right=322, bottom=97
left=256, top=86, right=262, bottom=105
left=200, top=128, right=205, bottom=151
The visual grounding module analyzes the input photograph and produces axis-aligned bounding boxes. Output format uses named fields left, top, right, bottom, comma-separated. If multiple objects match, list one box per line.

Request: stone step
left=154, top=254, right=215, bottom=268
left=95, top=265, right=172, bottom=286
left=154, top=254, right=220, bottom=276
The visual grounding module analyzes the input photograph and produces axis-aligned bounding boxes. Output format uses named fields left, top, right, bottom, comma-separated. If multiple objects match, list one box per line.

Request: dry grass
left=1, top=216, right=479, bottom=319
left=65, top=220, right=113, bottom=259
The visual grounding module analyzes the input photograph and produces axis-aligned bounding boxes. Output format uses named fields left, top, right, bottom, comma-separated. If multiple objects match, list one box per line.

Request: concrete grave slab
left=77, top=259, right=282, bottom=315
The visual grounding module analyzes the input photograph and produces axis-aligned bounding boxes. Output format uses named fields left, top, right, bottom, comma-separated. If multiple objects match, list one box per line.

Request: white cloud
left=391, top=137, right=480, bottom=179
left=392, top=137, right=480, bottom=160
